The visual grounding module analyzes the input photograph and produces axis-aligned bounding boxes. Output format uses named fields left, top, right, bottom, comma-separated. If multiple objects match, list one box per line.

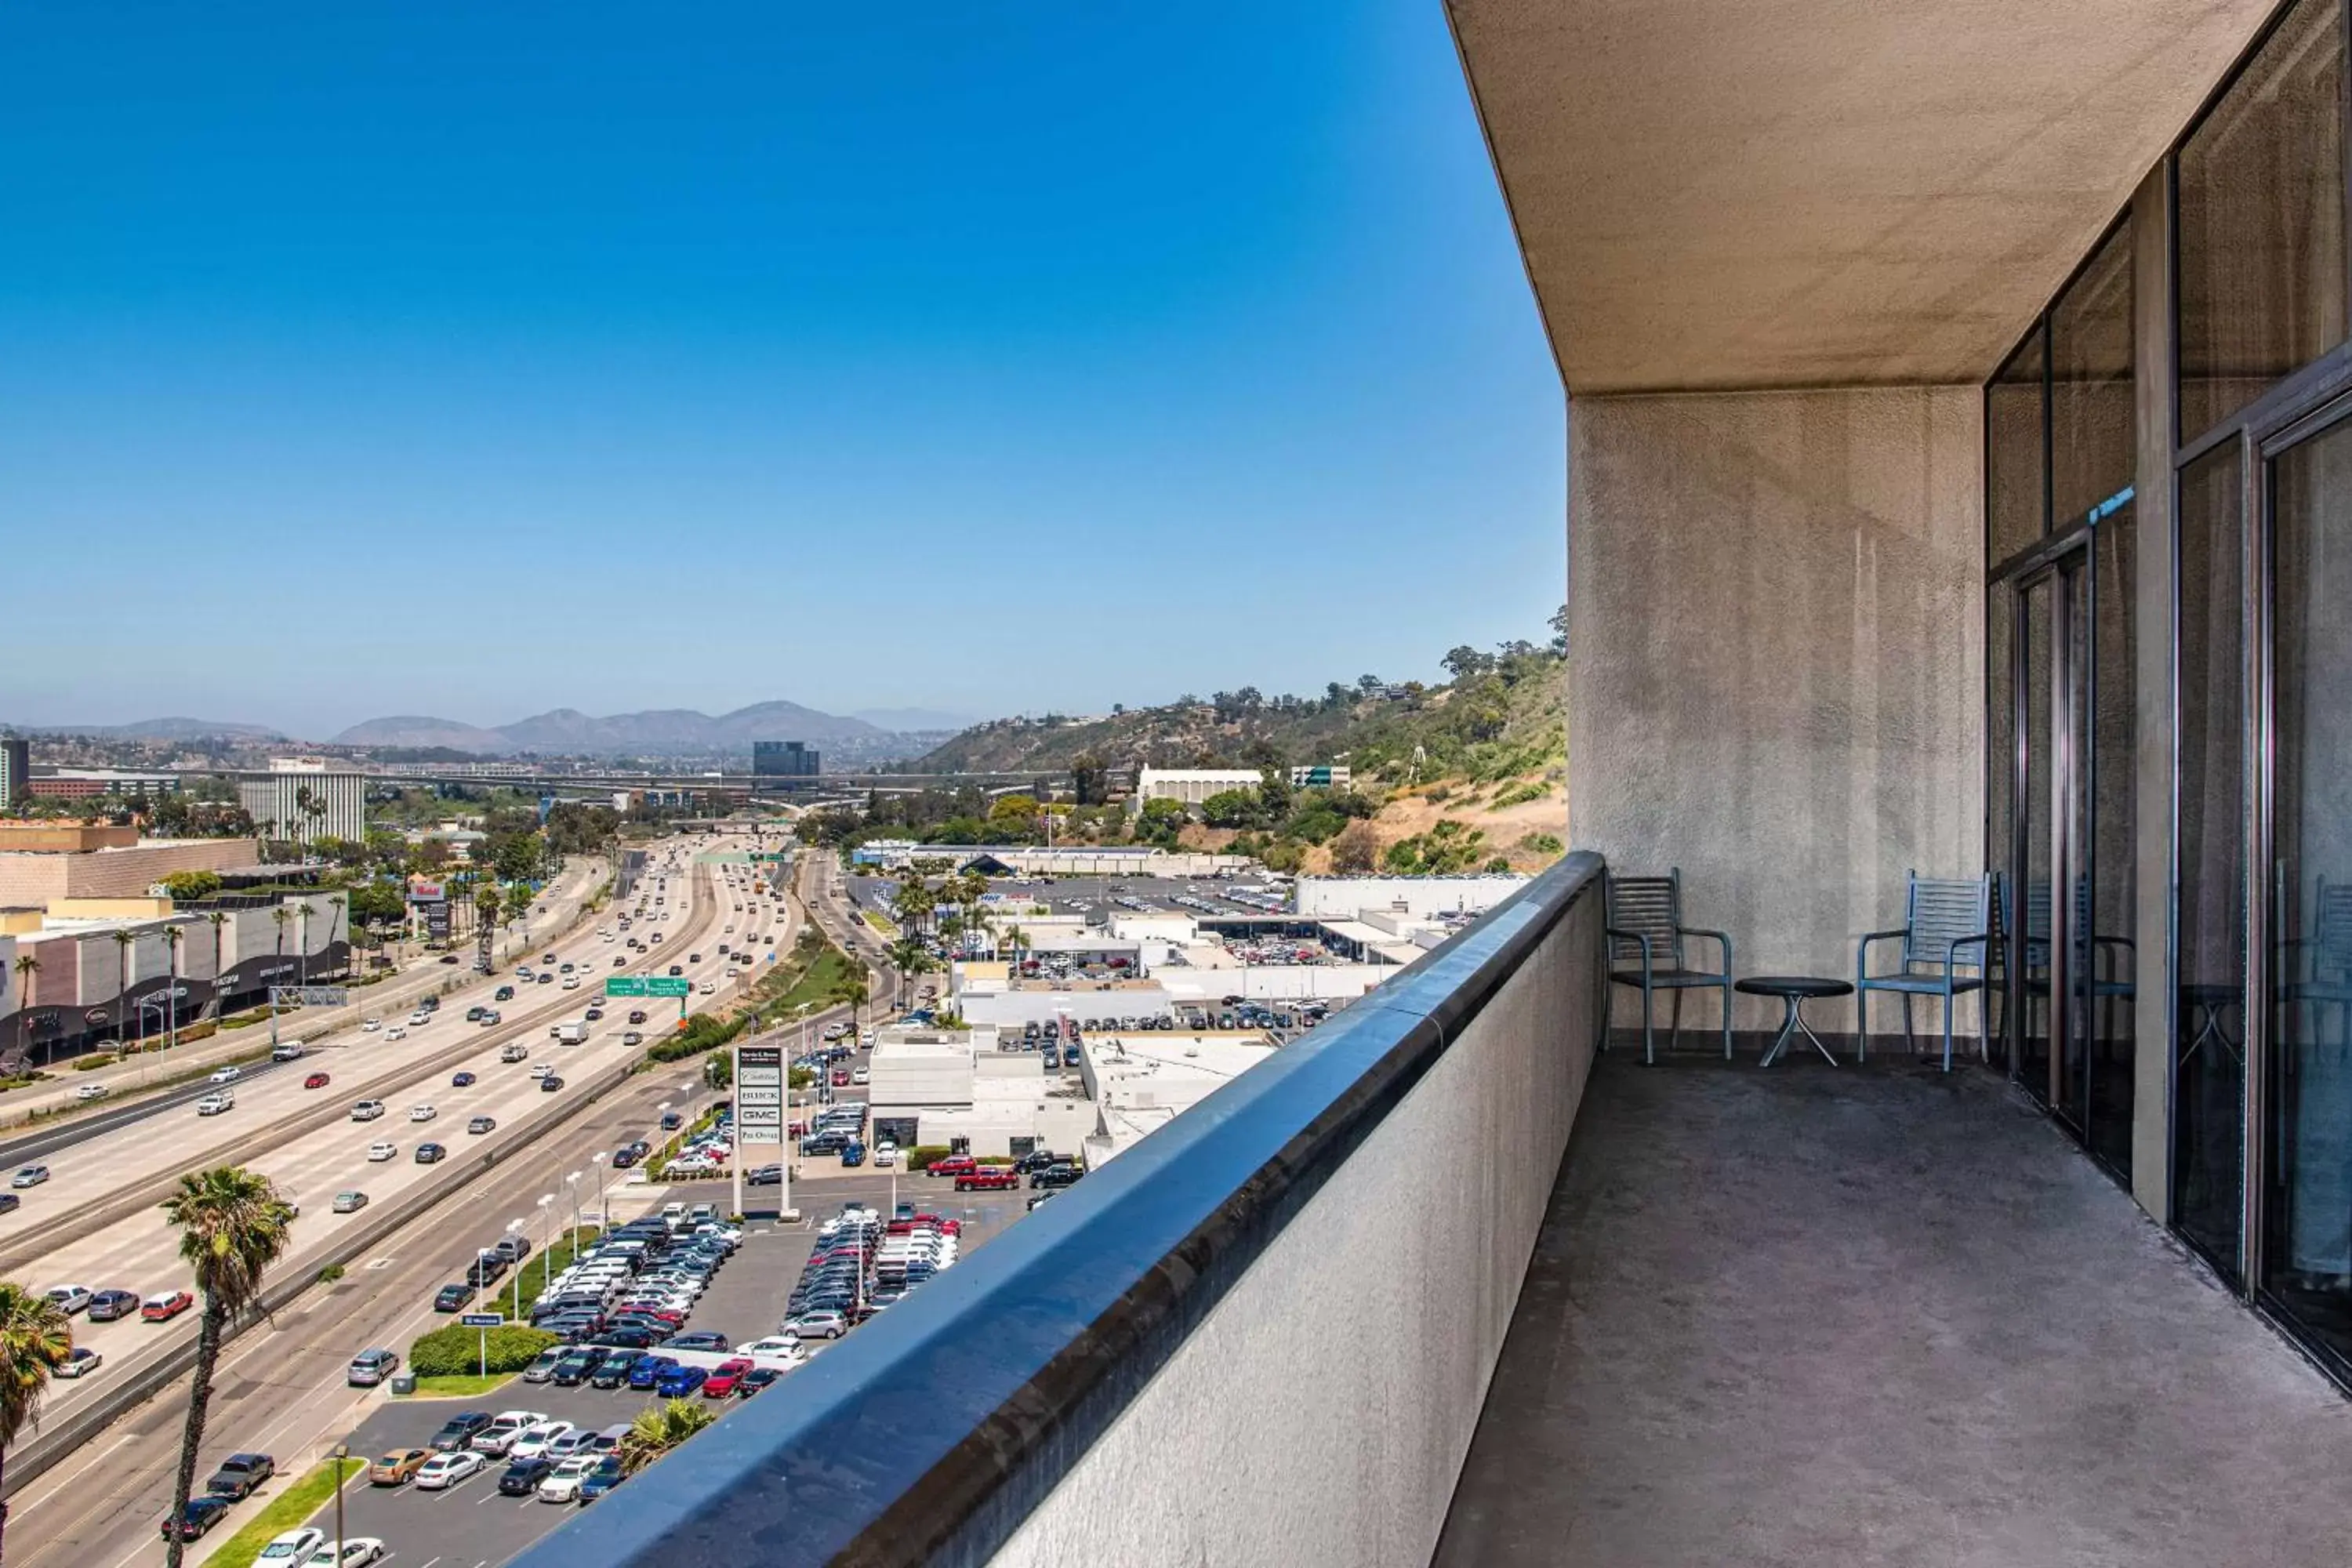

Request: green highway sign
left=648, top=977, right=691, bottom=998
left=605, top=977, right=648, bottom=998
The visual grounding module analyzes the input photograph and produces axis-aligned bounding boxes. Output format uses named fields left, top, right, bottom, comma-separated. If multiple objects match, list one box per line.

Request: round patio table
left=1736, top=976, right=1854, bottom=1067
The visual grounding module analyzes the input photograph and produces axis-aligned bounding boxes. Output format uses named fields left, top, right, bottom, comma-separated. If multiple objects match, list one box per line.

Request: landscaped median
left=201, top=1454, right=365, bottom=1568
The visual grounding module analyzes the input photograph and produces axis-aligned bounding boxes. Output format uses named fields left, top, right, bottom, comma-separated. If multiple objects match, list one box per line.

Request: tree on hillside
left=1330, top=820, right=1380, bottom=875
left=1443, top=645, right=1494, bottom=681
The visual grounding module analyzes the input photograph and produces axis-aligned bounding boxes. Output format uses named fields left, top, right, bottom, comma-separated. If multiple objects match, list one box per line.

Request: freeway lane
left=0, top=1057, right=301, bottom=1167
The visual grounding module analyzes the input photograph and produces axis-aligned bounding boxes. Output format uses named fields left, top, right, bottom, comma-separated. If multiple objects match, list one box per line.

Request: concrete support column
left=1568, top=388, right=1984, bottom=1044
left=2130, top=163, right=2178, bottom=1222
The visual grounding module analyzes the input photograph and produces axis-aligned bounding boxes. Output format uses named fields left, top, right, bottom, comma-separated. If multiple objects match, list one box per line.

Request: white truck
left=552, top=1021, right=590, bottom=1046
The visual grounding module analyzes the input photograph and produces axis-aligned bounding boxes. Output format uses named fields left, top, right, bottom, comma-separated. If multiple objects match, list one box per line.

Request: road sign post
left=460, top=1312, right=503, bottom=1376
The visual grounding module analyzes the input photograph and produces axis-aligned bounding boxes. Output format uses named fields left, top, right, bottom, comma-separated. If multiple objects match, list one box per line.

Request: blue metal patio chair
left=1856, top=872, right=1991, bottom=1072
left=1606, top=868, right=1733, bottom=1065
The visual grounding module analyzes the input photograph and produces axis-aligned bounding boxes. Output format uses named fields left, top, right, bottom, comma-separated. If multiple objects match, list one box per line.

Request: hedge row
left=408, top=1322, right=558, bottom=1377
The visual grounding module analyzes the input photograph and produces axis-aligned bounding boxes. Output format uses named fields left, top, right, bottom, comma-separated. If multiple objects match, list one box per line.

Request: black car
left=540, top=1075, right=564, bottom=1092
left=598, top=1327, right=659, bottom=1350
left=465, top=1254, right=507, bottom=1286
left=739, top=1367, right=782, bottom=1396
left=159, top=1497, right=233, bottom=1541
left=660, top=1330, right=730, bottom=1352
left=499, top=1457, right=556, bottom=1495
left=89, top=1288, right=140, bottom=1322
left=429, top=1411, right=494, bottom=1451
left=452, top=1071, right=477, bottom=1087
left=205, top=1452, right=276, bottom=1500
left=415, top=1142, right=446, bottom=1163
left=433, top=1283, right=476, bottom=1312
left=1029, top=1163, right=1083, bottom=1190
left=1012, top=1149, right=1062, bottom=1174
left=550, top=1348, right=606, bottom=1386
left=584, top=1007, right=604, bottom=1022
left=589, top=1349, right=645, bottom=1387
left=627, top=1010, right=648, bottom=1025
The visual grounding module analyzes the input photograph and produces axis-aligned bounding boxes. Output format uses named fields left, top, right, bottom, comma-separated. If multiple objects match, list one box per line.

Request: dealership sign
left=737, top=1045, right=784, bottom=1143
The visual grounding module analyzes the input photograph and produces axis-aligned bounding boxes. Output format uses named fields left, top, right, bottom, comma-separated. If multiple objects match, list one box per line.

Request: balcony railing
left=512, top=850, right=1606, bottom=1568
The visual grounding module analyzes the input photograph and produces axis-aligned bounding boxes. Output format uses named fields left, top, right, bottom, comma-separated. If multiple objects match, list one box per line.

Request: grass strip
left=202, top=1455, right=365, bottom=1568
left=398, top=1371, right=516, bottom=1399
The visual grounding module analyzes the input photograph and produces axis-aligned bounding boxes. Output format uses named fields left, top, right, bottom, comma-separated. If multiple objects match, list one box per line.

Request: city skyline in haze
left=0, top=2, right=1565, bottom=736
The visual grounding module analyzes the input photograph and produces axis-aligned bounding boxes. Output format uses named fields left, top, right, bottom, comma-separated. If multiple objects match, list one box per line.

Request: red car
left=141, top=1290, right=194, bottom=1322
left=954, top=1167, right=1020, bottom=1192
left=928, top=1156, right=978, bottom=1180
left=830, top=1069, right=850, bottom=1087
left=303, top=1073, right=331, bottom=1089
left=701, top=1357, right=753, bottom=1398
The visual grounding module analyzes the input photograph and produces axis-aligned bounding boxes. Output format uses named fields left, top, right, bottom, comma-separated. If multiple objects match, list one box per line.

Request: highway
left=0, top=845, right=789, bottom=1438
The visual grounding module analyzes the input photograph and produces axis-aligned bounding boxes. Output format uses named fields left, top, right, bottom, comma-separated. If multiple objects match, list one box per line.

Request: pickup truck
left=205, top=1452, right=276, bottom=1500
left=953, top=1166, right=1020, bottom=1192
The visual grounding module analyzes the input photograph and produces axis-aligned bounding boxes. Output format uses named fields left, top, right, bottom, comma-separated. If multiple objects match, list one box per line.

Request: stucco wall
left=1570, top=387, right=1984, bottom=1041
left=989, top=883, right=1602, bottom=1567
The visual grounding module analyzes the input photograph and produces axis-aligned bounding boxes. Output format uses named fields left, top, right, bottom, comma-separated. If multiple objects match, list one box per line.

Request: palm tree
left=0, top=1281, right=73, bottom=1563
left=161, top=1167, right=295, bottom=1568
left=615, top=1398, right=714, bottom=1475
left=203, top=912, right=227, bottom=1014
left=323, top=895, right=347, bottom=977
left=295, top=901, right=316, bottom=985
left=109, top=931, right=136, bottom=1042
left=158, top=925, right=185, bottom=1047
left=7, top=954, right=36, bottom=1051
left=270, top=906, right=290, bottom=973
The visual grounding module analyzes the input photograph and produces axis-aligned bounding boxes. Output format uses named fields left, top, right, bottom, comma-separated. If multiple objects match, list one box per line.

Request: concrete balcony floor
left=1433, top=1052, right=2352, bottom=1567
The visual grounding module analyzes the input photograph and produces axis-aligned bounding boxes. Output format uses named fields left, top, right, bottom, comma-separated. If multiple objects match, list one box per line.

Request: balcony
left=512, top=849, right=2352, bottom=1567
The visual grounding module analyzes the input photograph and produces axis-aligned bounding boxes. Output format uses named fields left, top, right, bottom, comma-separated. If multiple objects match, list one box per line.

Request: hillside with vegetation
left=804, top=612, right=1568, bottom=875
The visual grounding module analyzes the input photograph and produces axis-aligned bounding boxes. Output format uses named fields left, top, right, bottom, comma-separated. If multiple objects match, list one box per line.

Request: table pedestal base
left=1761, top=994, right=1839, bottom=1068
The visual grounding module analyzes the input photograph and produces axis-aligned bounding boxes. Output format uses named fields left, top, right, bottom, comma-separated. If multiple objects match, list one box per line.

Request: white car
left=385, top=1025, right=406, bottom=1040
left=698, top=982, right=716, bottom=995
left=739, top=1335, right=808, bottom=1363
left=414, top=1450, right=485, bottom=1490
left=300, top=1539, right=384, bottom=1568
left=350, top=1101, right=386, bottom=1121
left=870, top=1144, right=896, bottom=1169
left=507, top=1419, right=575, bottom=1461
left=44, top=1285, right=90, bottom=1314
left=408, top=1105, right=436, bottom=1123
left=209, top=1065, right=241, bottom=1085
left=536, top=1455, right=597, bottom=1503
left=53, top=1346, right=102, bottom=1378
left=195, top=1092, right=234, bottom=1116
left=470, top=1410, right=550, bottom=1455
left=408, top=1011, right=431, bottom=1025
left=251, top=1529, right=325, bottom=1568
left=74, top=1083, right=107, bottom=1102
left=360, top=1018, right=382, bottom=1033
left=366, top=1142, right=397, bottom=1162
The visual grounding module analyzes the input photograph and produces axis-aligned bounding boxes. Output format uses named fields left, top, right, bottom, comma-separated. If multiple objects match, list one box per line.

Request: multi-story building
left=752, top=740, right=820, bottom=779
left=1131, top=767, right=1265, bottom=809
left=0, top=739, right=26, bottom=810
left=1287, top=764, right=1352, bottom=790
left=238, top=757, right=365, bottom=844
left=27, top=770, right=182, bottom=800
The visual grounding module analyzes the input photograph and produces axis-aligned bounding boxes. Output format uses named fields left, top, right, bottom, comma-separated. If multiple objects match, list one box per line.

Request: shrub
left=905, top=1145, right=952, bottom=1172
left=72, top=1054, right=116, bottom=1072
left=1490, top=781, right=1549, bottom=810
left=408, top=1323, right=559, bottom=1377
left=1519, top=832, right=1564, bottom=855
left=317, top=1264, right=345, bottom=1284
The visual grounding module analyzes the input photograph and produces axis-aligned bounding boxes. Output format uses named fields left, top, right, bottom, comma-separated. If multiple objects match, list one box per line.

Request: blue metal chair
left=1605, top=869, right=1733, bottom=1065
left=1856, top=872, right=1991, bottom=1071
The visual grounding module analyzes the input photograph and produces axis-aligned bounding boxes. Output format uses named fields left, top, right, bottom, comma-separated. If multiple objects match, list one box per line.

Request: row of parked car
left=519, top=1209, right=742, bottom=1346
left=400, top=1410, right=631, bottom=1503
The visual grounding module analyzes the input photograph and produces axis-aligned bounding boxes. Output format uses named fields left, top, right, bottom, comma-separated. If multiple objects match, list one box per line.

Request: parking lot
left=846, top=873, right=1290, bottom=924
left=302, top=1170, right=1035, bottom=1567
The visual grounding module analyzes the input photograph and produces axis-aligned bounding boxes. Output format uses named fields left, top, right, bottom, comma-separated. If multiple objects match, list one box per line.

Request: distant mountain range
left=10, top=717, right=289, bottom=742
left=331, top=701, right=968, bottom=757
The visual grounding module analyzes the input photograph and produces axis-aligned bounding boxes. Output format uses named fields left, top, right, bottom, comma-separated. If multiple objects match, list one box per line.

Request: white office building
left=239, top=758, right=365, bottom=844
left=1131, top=768, right=1266, bottom=810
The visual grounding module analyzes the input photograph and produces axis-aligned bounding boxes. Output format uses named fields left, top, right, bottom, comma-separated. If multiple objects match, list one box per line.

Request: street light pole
left=332, top=1443, right=348, bottom=1561
left=538, top=1193, right=555, bottom=1293
left=506, top=1218, right=526, bottom=1320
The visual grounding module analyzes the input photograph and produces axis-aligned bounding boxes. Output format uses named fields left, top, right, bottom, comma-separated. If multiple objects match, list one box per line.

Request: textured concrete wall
left=1570, top=388, right=1984, bottom=1041
left=988, top=887, right=1602, bottom=1568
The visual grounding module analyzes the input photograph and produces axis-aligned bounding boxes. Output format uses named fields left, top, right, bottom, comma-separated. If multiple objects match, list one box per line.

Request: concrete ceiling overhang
left=1447, top=0, right=2281, bottom=393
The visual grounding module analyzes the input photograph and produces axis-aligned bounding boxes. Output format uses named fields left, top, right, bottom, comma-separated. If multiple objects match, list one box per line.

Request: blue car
left=627, top=1355, right=677, bottom=1392
left=654, top=1363, right=708, bottom=1398
left=579, top=1458, right=626, bottom=1503
left=840, top=1142, right=866, bottom=1168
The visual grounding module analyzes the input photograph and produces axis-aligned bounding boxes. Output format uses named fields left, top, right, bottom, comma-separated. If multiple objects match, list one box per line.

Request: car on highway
left=414, top=1142, right=445, bottom=1163
left=367, top=1141, right=397, bottom=1161
left=480, top=1010, right=503, bottom=1025
left=350, top=1100, right=386, bottom=1121
left=466, top=1007, right=487, bottom=1021
left=467, top=1115, right=496, bottom=1134
left=142, top=1290, right=194, bottom=1322
left=251, top=1527, right=325, bottom=1568
left=158, top=1496, right=233, bottom=1542
left=270, top=1042, right=306, bottom=1062
left=433, top=1283, right=476, bottom=1312
left=300, top=1537, right=385, bottom=1568
left=385, top=1025, right=405, bottom=1040
left=408, top=1104, right=436, bottom=1122
left=195, top=1091, right=234, bottom=1116
left=627, top=1009, right=648, bottom=1024
left=74, top=1082, right=107, bottom=1102
left=499, top=1456, right=557, bottom=1496
left=208, top=1065, right=242, bottom=1085
left=622, top=1029, right=643, bottom=1046
left=361, top=1018, right=382, bottom=1033
left=42, top=1284, right=90, bottom=1316
left=747, top=1163, right=783, bottom=1185
left=667, top=965, right=684, bottom=976
left=501, top=1043, right=529, bottom=1062
left=54, top=1346, right=102, bottom=1378
left=415, top=1449, right=487, bottom=1489
left=452, top=1070, right=477, bottom=1087
left=368, top=1448, right=432, bottom=1486
left=346, top=1348, right=399, bottom=1386
left=495, top=986, right=517, bottom=1001
left=332, top=1190, right=368, bottom=1214
left=303, top=1073, right=330, bottom=1090
left=541, top=1075, right=564, bottom=1092
left=89, top=1288, right=139, bottom=1321
left=7, top=1165, right=48, bottom=1190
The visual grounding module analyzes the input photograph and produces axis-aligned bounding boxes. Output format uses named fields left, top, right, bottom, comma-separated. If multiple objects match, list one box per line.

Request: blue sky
left=0, top=2, right=1563, bottom=739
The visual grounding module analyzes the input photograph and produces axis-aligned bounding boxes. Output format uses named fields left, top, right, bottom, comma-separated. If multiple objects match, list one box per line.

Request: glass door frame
left=1993, top=529, right=2096, bottom=1116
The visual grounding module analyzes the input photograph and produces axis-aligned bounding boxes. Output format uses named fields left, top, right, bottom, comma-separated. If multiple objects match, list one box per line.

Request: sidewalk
left=0, top=854, right=612, bottom=1128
